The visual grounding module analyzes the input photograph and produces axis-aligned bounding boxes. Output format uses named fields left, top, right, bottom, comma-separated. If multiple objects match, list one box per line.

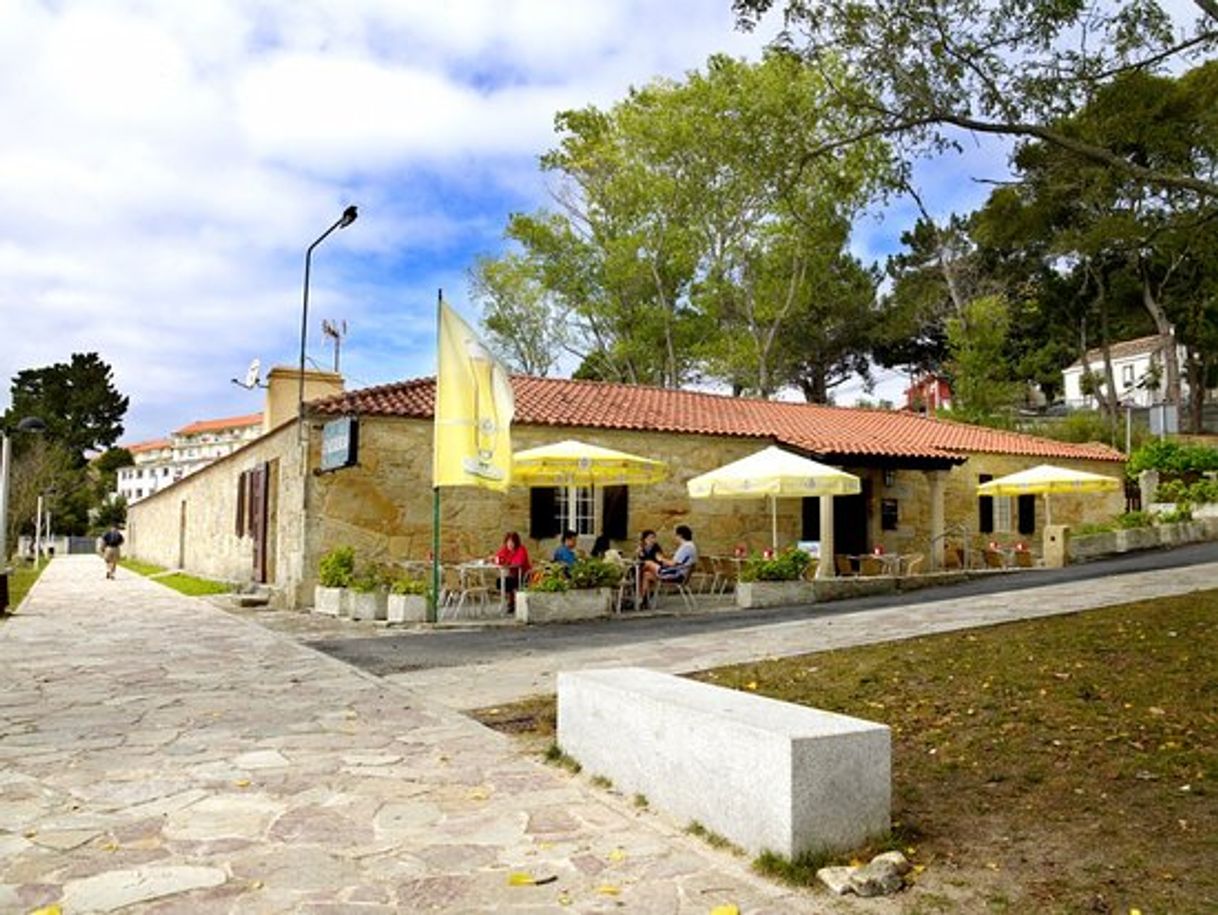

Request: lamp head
left=339, top=205, right=358, bottom=228
left=15, top=416, right=46, bottom=434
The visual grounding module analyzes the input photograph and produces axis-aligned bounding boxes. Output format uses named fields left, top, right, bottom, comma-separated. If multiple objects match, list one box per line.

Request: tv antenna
left=231, top=357, right=264, bottom=390
left=321, top=319, right=348, bottom=373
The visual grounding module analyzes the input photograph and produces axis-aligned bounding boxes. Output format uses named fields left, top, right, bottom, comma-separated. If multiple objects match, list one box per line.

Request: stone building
left=126, top=369, right=1125, bottom=608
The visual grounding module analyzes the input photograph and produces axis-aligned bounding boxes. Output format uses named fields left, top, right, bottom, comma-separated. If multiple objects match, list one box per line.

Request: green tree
left=945, top=295, right=1019, bottom=419
left=733, top=0, right=1218, bottom=197
left=5, top=353, right=129, bottom=464
left=469, top=254, right=568, bottom=376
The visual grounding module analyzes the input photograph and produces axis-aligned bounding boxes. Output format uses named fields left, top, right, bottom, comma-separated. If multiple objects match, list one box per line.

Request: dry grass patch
left=474, top=590, right=1218, bottom=913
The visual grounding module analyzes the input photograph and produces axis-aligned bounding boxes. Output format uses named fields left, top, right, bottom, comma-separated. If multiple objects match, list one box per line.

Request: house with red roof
left=115, top=414, right=263, bottom=505
left=125, top=369, right=1124, bottom=608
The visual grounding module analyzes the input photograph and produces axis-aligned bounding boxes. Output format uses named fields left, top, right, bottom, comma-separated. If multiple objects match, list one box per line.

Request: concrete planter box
left=1070, top=530, right=1118, bottom=561
left=314, top=585, right=347, bottom=617
left=735, top=580, right=817, bottom=609
left=517, top=588, right=611, bottom=624
left=387, top=593, right=427, bottom=623
left=1115, top=527, right=1158, bottom=552
left=812, top=577, right=897, bottom=602
left=347, top=590, right=388, bottom=621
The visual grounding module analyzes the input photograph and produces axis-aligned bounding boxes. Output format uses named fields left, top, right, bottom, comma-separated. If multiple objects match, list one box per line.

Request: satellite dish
left=231, top=358, right=263, bottom=390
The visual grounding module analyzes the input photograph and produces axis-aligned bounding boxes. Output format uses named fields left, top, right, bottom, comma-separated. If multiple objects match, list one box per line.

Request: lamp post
left=1, top=416, right=48, bottom=611
left=298, top=205, right=358, bottom=436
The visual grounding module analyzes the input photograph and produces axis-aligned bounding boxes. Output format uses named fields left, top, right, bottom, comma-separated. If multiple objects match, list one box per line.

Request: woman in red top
left=492, top=531, right=531, bottom=615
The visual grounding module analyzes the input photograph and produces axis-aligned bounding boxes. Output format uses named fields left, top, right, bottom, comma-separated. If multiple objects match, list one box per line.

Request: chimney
left=264, top=366, right=344, bottom=433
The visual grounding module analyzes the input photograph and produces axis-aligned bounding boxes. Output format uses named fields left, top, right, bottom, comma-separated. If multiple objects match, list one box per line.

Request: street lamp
left=1, top=415, right=47, bottom=612
left=298, top=205, right=358, bottom=435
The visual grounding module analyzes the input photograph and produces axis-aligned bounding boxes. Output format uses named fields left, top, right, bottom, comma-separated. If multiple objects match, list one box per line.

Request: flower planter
left=347, top=590, right=388, bottom=621
left=314, top=585, right=347, bottom=617
left=735, top=580, right=818, bottom=609
left=517, top=588, right=611, bottom=624
left=387, top=593, right=428, bottom=624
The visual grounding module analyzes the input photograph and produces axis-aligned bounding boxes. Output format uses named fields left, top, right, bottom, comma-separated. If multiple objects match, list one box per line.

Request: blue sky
left=0, top=0, right=1039, bottom=443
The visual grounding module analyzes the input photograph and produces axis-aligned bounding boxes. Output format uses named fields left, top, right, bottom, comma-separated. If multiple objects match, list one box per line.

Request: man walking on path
left=100, top=525, right=123, bottom=579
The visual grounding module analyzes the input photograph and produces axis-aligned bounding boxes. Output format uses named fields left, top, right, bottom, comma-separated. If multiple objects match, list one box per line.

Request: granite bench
left=557, top=667, right=890, bottom=858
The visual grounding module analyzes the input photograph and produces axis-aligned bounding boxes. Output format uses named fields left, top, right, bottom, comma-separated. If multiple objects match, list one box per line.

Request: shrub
left=317, top=546, right=355, bottom=588
left=1072, top=521, right=1116, bottom=536
left=1157, top=507, right=1194, bottom=524
left=531, top=566, right=571, bottom=592
left=1128, top=439, right=1218, bottom=477
left=568, top=558, right=622, bottom=589
left=1114, top=511, right=1153, bottom=530
left=739, top=548, right=811, bottom=582
left=390, top=575, right=428, bottom=596
left=1158, top=477, right=1218, bottom=506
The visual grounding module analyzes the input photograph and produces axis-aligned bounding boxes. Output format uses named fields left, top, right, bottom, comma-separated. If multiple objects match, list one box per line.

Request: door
left=250, top=463, right=269, bottom=583
left=832, top=481, right=870, bottom=557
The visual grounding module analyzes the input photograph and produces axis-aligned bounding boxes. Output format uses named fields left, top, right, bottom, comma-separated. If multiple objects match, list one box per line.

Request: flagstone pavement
left=1, top=556, right=838, bottom=914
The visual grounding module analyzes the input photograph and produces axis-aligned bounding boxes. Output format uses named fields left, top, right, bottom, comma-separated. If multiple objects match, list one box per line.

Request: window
left=993, top=496, right=1012, bottom=533
left=1017, top=494, right=1036, bottom=534
left=1122, top=364, right=1135, bottom=388
left=978, top=474, right=994, bottom=533
left=556, top=486, right=596, bottom=535
left=881, top=498, right=899, bottom=531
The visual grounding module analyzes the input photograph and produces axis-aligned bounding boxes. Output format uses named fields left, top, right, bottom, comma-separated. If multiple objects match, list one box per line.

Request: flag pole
left=430, top=288, right=442, bottom=623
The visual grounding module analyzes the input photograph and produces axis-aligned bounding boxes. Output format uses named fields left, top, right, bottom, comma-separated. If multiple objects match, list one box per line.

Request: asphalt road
left=309, top=541, right=1218, bottom=677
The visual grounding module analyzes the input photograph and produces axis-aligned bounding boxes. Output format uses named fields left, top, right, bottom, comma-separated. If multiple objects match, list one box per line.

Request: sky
left=0, top=0, right=1058, bottom=444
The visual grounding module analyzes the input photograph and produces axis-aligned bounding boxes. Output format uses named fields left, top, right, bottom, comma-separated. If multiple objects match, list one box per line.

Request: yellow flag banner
left=433, top=300, right=515, bottom=491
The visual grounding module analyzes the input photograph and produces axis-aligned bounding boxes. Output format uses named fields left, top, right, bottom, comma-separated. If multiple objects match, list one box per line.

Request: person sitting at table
left=658, top=524, right=698, bottom=585
left=635, top=528, right=666, bottom=607
left=492, top=531, right=531, bottom=615
left=552, top=529, right=579, bottom=570
left=590, top=534, right=611, bottom=559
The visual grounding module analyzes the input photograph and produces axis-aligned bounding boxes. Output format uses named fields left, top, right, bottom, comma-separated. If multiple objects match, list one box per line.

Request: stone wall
left=127, top=422, right=303, bottom=598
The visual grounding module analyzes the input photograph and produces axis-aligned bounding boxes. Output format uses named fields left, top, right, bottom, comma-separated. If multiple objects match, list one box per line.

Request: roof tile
left=310, top=376, right=1123, bottom=464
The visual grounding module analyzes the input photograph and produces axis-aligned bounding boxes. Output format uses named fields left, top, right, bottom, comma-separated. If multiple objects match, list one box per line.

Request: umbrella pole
left=770, top=494, right=778, bottom=551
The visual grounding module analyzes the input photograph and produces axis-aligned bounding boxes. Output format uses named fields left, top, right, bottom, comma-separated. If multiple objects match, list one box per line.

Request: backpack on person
left=102, top=529, right=124, bottom=548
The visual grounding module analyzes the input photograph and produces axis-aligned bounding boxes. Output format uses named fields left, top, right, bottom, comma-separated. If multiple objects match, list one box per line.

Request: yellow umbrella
left=686, top=445, right=861, bottom=549
left=976, top=463, right=1122, bottom=524
left=512, top=440, right=668, bottom=533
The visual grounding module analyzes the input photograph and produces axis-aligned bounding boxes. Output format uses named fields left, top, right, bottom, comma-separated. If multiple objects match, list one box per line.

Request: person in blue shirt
left=552, top=529, right=579, bottom=569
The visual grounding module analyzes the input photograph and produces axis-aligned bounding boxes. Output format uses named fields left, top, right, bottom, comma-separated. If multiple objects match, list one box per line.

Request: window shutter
left=1017, top=494, right=1036, bottom=535
left=978, top=474, right=994, bottom=534
left=530, top=487, right=560, bottom=540
left=235, top=471, right=247, bottom=537
left=602, top=485, right=629, bottom=540
left=801, top=496, right=821, bottom=540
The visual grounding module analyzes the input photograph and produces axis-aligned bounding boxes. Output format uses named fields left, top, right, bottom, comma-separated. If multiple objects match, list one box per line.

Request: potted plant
left=735, top=548, right=817, bottom=609
left=517, top=558, right=620, bottom=624
left=387, top=574, right=429, bottom=624
left=347, top=564, right=390, bottom=621
left=315, top=546, right=355, bottom=616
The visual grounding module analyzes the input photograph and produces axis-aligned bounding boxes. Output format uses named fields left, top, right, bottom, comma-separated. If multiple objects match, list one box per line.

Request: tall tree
left=733, top=1, right=1218, bottom=197
left=5, top=353, right=128, bottom=464
left=482, top=52, right=892, bottom=397
left=470, top=254, right=568, bottom=377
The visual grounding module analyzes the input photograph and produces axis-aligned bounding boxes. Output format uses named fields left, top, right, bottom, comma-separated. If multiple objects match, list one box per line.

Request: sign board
left=796, top=540, right=821, bottom=557
left=320, top=416, right=359, bottom=472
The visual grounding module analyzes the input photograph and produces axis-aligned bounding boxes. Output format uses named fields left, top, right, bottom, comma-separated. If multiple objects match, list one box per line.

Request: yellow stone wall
left=129, top=411, right=1127, bottom=608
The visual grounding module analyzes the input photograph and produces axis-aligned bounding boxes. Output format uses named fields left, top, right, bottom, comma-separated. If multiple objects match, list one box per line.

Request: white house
left=1061, top=334, right=1184, bottom=409
left=116, top=413, right=263, bottom=505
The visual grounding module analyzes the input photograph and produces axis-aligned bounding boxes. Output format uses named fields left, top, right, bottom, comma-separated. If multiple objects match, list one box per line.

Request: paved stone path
left=1, top=557, right=815, bottom=914
left=381, top=560, right=1218, bottom=710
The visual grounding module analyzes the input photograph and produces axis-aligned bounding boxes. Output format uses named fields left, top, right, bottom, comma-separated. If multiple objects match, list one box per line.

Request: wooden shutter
left=801, top=496, right=821, bottom=540
left=978, top=474, right=994, bottom=534
left=530, top=487, right=560, bottom=540
left=1017, top=494, right=1036, bottom=534
left=602, top=486, right=629, bottom=541
left=250, top=463, right=269, bottom=583
left=235, top=471, right=247, bottom=537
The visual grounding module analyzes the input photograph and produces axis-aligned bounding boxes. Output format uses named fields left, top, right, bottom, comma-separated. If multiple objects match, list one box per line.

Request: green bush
left=390, top=575, right=428, bottom=596
left=1128, top=439, right=1218, bottom=477
left=317, top=546, right=355, bottom=588
left=568, top=558, right=622, bottom=589
left=1114, top=511, right=1153, bottom=530
left=1072, top=521, right=1117, bottom=536
left=1158, top=477, right=1218, bottom=505
left=530, top=566, right=571, bottom=592
left=739, top=548, right=811, bottom=582
left=1157, top=507, right=1194, bottom=523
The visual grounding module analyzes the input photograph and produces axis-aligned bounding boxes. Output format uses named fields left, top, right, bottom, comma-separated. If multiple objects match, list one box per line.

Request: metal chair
left=834, top=554, right=856, bottom=577
left=859, top=555, right=884, bottom=576
left=901, top=553, right=924, bottom=576
left=439, top=565, right=490, bottom=620
left=983, top=548, right=1007, bottom=569
left=654, top=565, right=696, bottom=611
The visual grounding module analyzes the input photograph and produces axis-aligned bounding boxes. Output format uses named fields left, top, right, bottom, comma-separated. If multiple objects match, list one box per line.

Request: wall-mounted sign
left=320, top=416, right=359, bottom=472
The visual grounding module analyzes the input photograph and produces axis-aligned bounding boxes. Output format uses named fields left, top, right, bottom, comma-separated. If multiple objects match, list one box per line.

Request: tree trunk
left=1139, top=261, right=1182, bottom=406
left=1187, top=348, right=1205, bottom=433
left=1089, top=262, right=1120, bottom=443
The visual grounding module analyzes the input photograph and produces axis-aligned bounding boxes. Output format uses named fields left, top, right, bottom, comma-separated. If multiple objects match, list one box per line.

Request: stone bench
left=556, top=667, right=890, bottom=858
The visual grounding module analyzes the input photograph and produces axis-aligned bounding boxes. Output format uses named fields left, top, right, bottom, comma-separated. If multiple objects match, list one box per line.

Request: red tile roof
left=125, top=438, right=172, bottom=453
left=174, top=413, right=263, bottom=436
left=310, top=376, right=1124, bottom=464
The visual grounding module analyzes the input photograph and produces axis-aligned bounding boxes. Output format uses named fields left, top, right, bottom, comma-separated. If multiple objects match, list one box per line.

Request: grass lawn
left=119, top=558, right=230, bottom=597
left=4, top=560, right=49, bottom=612
left=473, top=590, right=1218, bottom=913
